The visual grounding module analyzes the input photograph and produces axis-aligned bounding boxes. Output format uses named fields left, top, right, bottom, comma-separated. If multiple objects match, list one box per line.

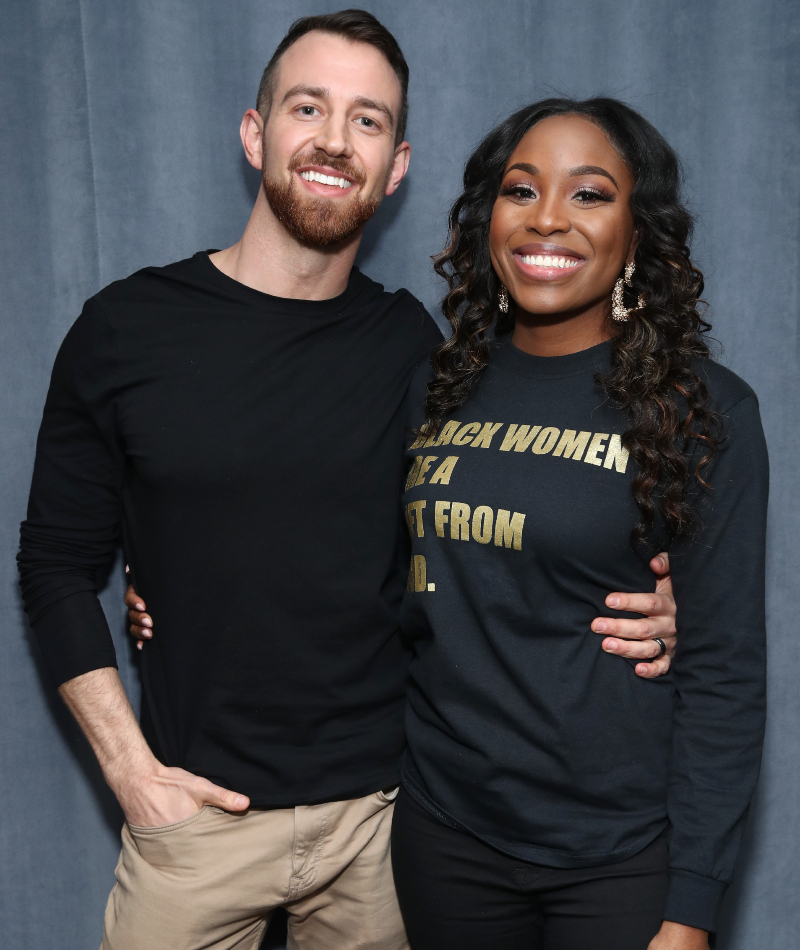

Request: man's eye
left=357, top=117, right=376, bottom=128
left=298, top=106, right=318, bottom=116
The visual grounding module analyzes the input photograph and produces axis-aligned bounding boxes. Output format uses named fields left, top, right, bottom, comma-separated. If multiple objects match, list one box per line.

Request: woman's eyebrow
left=568, top=165, right=618, bottom=188
left=506, top=162, right=539, bottom=176
left=504, top=162, right=618, bottom=189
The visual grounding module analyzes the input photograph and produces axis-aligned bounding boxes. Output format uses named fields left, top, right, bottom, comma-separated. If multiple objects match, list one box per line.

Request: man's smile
left=296, top=164, right=357, bottom=195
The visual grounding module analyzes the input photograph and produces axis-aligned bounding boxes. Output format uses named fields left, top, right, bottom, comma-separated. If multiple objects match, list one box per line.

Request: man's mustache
left=287, top=150, right=367, bottom=187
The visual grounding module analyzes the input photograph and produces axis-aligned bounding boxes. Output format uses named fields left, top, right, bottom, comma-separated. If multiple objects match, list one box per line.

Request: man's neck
left=210, top=187, right=362, bottom=301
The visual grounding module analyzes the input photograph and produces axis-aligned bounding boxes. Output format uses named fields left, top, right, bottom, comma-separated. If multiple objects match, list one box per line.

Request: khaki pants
left=102, top=788, right=407, bottom=950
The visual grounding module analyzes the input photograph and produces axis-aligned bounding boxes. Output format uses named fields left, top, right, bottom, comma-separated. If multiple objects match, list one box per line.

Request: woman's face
left=489, top=115, right=637, bottom=323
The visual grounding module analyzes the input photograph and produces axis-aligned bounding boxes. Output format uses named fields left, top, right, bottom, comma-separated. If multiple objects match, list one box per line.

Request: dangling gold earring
left=498, top=285, right=509, bottom=314
left=611, top=261, right=645, bottom=322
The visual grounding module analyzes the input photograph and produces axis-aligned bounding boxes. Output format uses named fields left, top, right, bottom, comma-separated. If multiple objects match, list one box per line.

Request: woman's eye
left=505, top=184, right=536, bottom=200
left=574, top=187, right=614, bottom=204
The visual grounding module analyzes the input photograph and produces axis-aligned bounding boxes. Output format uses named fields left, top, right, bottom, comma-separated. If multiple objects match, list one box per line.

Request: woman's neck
left=510, top=303, right=616, bottom=357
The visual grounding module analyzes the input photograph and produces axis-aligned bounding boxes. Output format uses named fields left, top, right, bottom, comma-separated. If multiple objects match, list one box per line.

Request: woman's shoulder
left=693, top=357, right=759, bottom=415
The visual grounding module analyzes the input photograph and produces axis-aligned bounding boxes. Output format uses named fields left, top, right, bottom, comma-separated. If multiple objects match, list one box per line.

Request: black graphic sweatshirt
left=399, top=335, right=767, bottom=933
left=18, top=251, right=441, bottom=808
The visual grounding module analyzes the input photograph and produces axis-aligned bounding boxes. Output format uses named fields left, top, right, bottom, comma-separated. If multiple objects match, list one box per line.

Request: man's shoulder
left=353, top=269, right=443, bottom=347
left=91, top=253, right=204, bottom=314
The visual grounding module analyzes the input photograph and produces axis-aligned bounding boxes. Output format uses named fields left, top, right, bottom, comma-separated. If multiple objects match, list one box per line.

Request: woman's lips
left=512, top=251, right=586, bottom=280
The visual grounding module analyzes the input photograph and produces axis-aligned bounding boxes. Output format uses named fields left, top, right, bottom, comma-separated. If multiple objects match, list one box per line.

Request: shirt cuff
left=31, top=590, right=118, bottom=686
left=664, top=868, right=728, bottom=933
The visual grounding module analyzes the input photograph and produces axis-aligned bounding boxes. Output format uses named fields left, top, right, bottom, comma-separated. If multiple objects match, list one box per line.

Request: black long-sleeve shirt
left=18, top=251, right=442, bottom=807
left=399, top=336, right=768, bottom=933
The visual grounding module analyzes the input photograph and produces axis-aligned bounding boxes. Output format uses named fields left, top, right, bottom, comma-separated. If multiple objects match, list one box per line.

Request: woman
left=391, top=98, right=767, bottom=950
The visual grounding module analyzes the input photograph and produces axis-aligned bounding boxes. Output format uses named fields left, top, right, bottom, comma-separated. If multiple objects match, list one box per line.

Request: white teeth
left=299, top=170, right=353, bottom=188
left=520, top=254, right=581, bottom=268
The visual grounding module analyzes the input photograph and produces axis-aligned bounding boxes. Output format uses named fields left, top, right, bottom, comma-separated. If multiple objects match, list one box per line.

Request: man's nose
left=312, top=115, right=354, bottom=159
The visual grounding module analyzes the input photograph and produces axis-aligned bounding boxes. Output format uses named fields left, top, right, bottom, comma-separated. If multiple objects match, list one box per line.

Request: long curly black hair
left=425, top=97, right=720, bottom=544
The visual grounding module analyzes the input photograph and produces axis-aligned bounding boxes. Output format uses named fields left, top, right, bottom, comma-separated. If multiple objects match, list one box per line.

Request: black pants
left=391, top=790, right=669, bottom=950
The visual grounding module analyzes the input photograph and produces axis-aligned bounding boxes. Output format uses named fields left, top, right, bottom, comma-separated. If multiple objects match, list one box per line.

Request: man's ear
left=384, top=141, right=411, bottom=197
left=240, top=109, right=265, bottom=171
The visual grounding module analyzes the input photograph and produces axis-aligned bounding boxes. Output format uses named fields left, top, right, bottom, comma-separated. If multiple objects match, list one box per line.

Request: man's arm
left=21, top=302, right=248, bottom=826
left=125, top=553, right=680, bottom=678
left=60, top=668, right=248, bottom=826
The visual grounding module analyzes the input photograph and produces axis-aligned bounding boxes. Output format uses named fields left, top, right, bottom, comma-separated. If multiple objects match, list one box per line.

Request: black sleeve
left=664, top=393, right=768, bottom=932
left=17, top=298, right=124, bottom=686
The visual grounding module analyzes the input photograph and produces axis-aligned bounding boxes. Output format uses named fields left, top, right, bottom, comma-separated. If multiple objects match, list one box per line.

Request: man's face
left=259, top=31, right=407, bottom=246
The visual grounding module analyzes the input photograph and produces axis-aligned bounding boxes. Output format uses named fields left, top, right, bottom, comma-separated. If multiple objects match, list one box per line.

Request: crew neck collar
left=194, top=249, right=368, bottom=312
left=493, top=334, right=613, bottom=379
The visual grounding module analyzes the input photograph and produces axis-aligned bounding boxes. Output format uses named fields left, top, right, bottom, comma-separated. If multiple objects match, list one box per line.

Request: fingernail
left=636, top=664, right=647, bottom=674
left=135, top=603, right=144, bottom=610
left=142, top=631, right=152, bottom=638
left=604, top=641, right=617, bottom=652
left=136, top=642, right=142, bottom=650
left=594, top=620, right=607, bottom=632
left=234, top=795, right=247, bottom=808
left=656, top=557, right=665, bottom=570
left=142, top=618, right=152, bottom=627
left=607, top=595, right=620, bottom=607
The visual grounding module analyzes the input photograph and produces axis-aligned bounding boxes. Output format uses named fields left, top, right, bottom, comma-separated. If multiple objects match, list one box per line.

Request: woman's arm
left=661, top=392, right=768, bottom=934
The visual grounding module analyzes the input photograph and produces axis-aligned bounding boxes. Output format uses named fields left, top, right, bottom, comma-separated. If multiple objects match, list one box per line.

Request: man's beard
left=263, top=150, right=383, bottom=247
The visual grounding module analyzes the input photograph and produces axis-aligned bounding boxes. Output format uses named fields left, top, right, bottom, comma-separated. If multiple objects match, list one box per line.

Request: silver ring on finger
left=653, top=637, right=667, bottom=659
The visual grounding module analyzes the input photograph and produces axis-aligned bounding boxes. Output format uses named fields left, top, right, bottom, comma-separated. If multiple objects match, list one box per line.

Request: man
left=18, top=10, right=677, bottom=950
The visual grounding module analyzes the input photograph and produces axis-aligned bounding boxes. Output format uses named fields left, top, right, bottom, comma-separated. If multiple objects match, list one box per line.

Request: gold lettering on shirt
left=531, top=426, right=560, bottom=455
left=405, top=456, right=423, bottom=491
left=409, top=426, right=432, bottom=450
left=451, top=423, right=482, bottom=446
left=552, top=429, right=591, bottom=460
left=434, top=501, right=451, bottom=537
left=414, top=456, right=438, bottom=487
left=450, top=502, right=471, bottom=540
left=584, top=432, right=609, bottom=466
left=603, top=434, right=630, bottom=473
left=407, top=555, right=428, bottom=592
left=499, top=424, right=541, bottom=452
left=470, top=422, right=504, bottom=448
left=471, top=506, right=494, bottom=543
left=405, top=500, right=427, bottom=538
left=494, top=510, right=525, bottom=550
left=433, top=420, right=461, bottom=446
left=430, top=457, right=459, bottom=485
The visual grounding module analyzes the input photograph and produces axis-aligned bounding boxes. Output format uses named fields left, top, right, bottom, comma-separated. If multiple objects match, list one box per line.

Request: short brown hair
left=256, top=9, right=409, bottom=144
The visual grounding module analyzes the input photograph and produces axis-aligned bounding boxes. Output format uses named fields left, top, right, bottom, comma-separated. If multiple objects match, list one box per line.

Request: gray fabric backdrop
left=1, top=1, right=798, bottom=947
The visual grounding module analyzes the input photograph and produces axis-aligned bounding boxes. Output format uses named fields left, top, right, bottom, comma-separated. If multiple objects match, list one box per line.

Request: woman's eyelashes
left=572, top=186, right=615, bottom=204
left=501, top=183, right=537, bottom=200
left=500, top=182, right=616, bottom=204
